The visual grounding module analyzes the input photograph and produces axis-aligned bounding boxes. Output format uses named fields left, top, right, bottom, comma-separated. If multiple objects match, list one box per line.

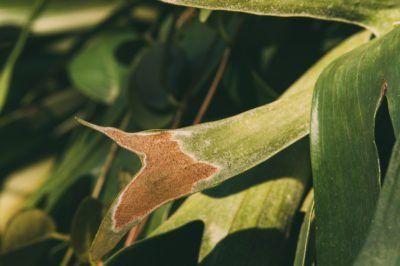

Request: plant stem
left=193, top=47, right=231, bottom=124
left=124, top=216, right=149, bottom=246
left=60, top=248, right=74, bottom=266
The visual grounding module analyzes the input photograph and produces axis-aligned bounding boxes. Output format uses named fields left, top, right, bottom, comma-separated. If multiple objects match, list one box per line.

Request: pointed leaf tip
left=88, top=125, right=220, bottom=261
left=75, top=117, right=104, bottom=132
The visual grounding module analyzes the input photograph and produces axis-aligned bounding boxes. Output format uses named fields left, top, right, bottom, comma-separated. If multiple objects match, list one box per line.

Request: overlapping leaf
left=311, top=27, right=400, bottom=265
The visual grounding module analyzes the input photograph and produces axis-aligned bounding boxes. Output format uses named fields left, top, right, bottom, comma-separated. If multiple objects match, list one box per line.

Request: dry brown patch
left=81, top=123, right=219, bottom=231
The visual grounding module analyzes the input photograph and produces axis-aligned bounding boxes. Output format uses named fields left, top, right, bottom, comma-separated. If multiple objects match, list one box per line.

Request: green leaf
left=0, top=0, right=121, bottom=34
left=0, top=0, right=47, bottom=112
left=161, top=0, right=400, bottom=35
left=311, top=27, right=400, bottom=265
left=294, top=190, right=315, bottom=266
left=82, top=31, right=370, bottom=261
left=149, top=141, right=310, bottom=265
left=354, top=139, right=400, bottom=266
left=69, top=31, right=137, bottom=104
left=105, top=221, right=203, bottom=266
left=1, top=209, right=55, bottom=251
left=70, top=197, right=104, bottom=262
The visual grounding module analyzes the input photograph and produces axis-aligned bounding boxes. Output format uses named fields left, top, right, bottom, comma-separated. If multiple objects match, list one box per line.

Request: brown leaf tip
left=78, top=120, right=220, bottom=232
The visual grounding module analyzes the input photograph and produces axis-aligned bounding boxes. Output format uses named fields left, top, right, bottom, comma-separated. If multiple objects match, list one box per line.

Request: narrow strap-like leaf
left=0, top=0, right=48, bottom=111
left=294, top=191, right=315, bottom=266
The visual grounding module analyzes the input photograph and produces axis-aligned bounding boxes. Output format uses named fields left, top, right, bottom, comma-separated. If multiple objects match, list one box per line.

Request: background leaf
left=0, top=0, right=47, bottom=111
left=0, top=0, right=121, bottom=34
left=69, top=31, right=137, bottom=104
left=26, top=103, right=126, bottom=211
left=0, top=158, right=54, bottom=233
left=0, top=90, right=84, bottom=170
left=1, top=209, right=55, bottom=251
left=70, top=197, right=104, bottom=262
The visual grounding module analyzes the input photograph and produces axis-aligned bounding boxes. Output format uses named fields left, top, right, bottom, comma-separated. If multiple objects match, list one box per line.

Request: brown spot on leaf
left=77, top=119, right=219, bottom=231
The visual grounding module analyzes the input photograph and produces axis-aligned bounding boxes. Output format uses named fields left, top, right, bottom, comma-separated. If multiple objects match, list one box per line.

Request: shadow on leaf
left=105, top=221, right=204, bottom=266
left=200, top=228, right=290, bottom=266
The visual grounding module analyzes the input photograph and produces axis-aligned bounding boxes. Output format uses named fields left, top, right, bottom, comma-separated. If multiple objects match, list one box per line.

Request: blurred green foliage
left=3, top=1, right=393, bottom=265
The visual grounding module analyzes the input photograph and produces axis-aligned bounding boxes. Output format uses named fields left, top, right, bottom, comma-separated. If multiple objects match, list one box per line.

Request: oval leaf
left=70, top=197, right=104, bottom=262
left=69, top=31, right=137, bottom=104
left=2, top=209, right=55, bottom=252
